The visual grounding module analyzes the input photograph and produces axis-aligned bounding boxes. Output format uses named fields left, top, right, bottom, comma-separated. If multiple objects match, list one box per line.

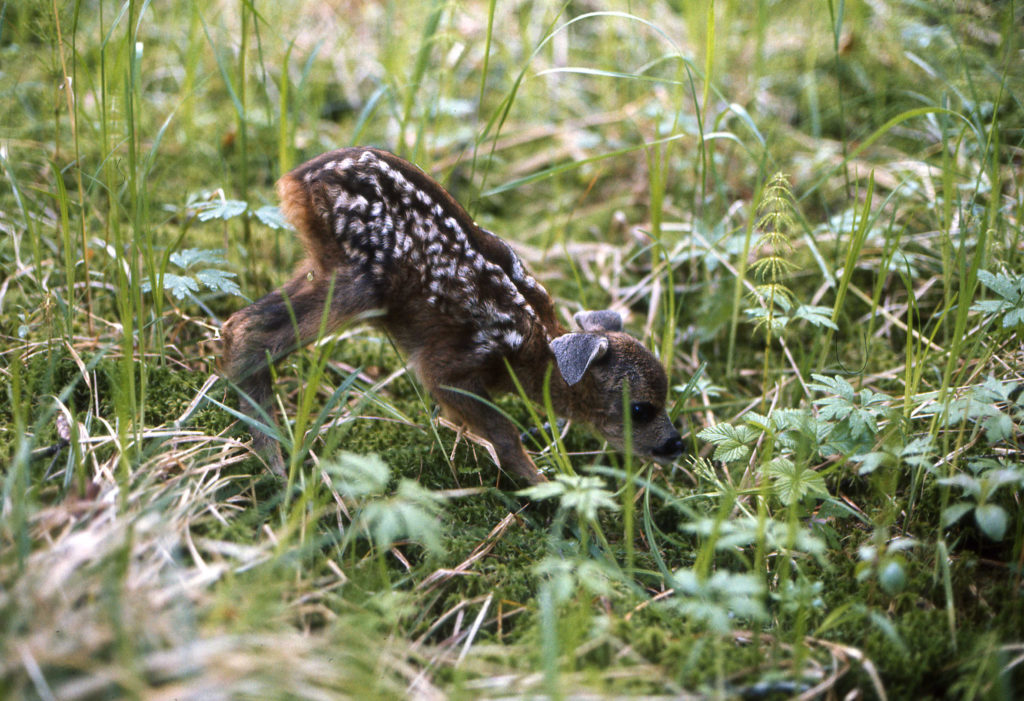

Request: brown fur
left=221, top=148, right=682, bottom=484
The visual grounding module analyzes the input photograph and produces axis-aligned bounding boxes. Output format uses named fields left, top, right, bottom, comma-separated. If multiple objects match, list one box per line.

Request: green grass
left=2, top=0, right=1023, bottom=697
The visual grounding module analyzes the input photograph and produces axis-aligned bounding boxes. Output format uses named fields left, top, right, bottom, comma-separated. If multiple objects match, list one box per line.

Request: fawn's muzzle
left=652, top=434, right=684, bottom=461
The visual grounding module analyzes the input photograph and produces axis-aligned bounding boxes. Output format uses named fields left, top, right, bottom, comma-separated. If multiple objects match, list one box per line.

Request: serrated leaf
left=358, top=479, right=446, bottom=554
left=767, top=457, right=828, bottom=505
left=698, top=423, right=760, bottom=445
left=944, top=395, right=997, bottom=424
left=974, top=503, right=1008, bottom=541
left=697, top=423, right=759, bottom=463
left=979, top=376, right=1014, bottom=403
left=982, top=413, right=1015, bottom=444
left=517, top=480, right=568, bottom=502
left=810, top=373, right=856, bottom=401
left=743, top=412, right=772, bottom=432
left=846, top=406, right=879, bottom=438
left=716, top=443, right=752, bottom=463
left=772, top=408, right=833, bottom=448
left=254, top=205, right=293, bottom=230
left=1003, top=307, right=1024, bottom=328
left=170, top=247, right=229, bottom=269
left=976, top=270, right=1020, bottom=300
left=195, top=268, right=242, bottom=297
left=563, top=488, right=618, bottom=521
left=160, top=273, right=201, bottom=300
left=813, top=394, right=854, bottom=423
left=970, top=299, right=1009, bottom=315
left=520, top=475, right=618, bottom=521
left=972, top=270, right=1024, bottom=327
left=793, top=304, right=839, bottom=330
left=859, top=387, right=892, bottom=407
left=326, top=451, right=391, bottom=498
left=196, top=198, right=248, bottom=221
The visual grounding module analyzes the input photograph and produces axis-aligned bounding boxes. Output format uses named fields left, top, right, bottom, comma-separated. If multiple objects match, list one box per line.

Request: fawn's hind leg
left=221, top=265, right=380, bottom=475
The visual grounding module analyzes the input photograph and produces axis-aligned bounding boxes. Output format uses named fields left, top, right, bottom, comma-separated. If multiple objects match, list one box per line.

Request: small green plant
left=326, top=452, right=447, bottom=555
left=856, top=534, right=918, bottom=596
left=697, top=421, right=761, bottom=464
left=192, top=194, right=292, bottom=231
left=746, top=173, right=798, bottom=339
left=765, top=456, right=829, bottom=506
left=941, top=376, right=1023, bottom=447
left=808, top=374, right=892, bottom=455
left=922, top=377, right=1024, bottom=541
left=971, top=269, right=1024, bottom=331
left=663, top=568, right=766, bottom=633
left=140, top=247, right=242, bottom=302
left=697, top=408, right=832, bottom=506
left=519, top=474, right=620, bottom=523
left=519, top=473, right=619, bottom=554
left=137, top=194, right=289, bottom=307
left=744, top=173, right=838, bottom=340
left=681, top=514, right=828, bottom=560
left=851, top=434, right=936, bottom=476
left=939, top=458, right=1023, bottom=541
left=534, top=555, right=622, bottom=604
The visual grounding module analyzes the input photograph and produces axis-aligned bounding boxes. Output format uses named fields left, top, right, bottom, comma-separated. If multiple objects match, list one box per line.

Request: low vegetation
left=2, top=1, right=1022, bottom=697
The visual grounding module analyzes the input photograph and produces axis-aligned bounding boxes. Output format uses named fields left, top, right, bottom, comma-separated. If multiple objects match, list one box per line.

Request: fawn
left=221, top=147, right=683, bottom=484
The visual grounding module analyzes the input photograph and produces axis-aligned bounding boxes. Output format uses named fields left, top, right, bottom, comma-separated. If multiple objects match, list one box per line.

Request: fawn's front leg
left=429, top=377, right=548, bottom=486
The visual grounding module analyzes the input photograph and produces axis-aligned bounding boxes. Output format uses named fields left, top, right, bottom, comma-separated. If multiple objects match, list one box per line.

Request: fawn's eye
left=630, top=402, right=656, bottom=424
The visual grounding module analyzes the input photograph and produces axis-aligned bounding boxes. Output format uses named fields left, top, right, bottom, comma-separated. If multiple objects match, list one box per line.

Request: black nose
left=653, top=434, right=684, bottom=459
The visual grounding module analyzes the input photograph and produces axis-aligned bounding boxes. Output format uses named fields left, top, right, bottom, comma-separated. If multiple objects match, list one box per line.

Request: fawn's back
left=279, top=148, right=561, bottom=361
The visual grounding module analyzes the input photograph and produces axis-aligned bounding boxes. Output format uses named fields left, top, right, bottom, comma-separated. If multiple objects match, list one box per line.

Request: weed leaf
left=195, top=269, right=241, bottom=297
left=170, top=247, right=229, bottom=268
left=359, top=480, right=446, bottom=555
left=697, top=423, right=759, bottom=463
left=326, top=451, right=392, bottom=498
left=767, top=457, right=828, bottom=505
left=974, top=504, right=1008, bottom=541
left=196, top=198, right=248, bottom=221
left=941, top=502, right=974, bottom=528
left=254, top=205, right=293, bottom=230
left=160, top=273, right=201, bottom=300
left=793, top=304, right=839, bottom=329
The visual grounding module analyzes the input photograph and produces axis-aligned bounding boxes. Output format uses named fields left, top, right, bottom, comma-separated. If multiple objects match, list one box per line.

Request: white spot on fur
left=502, top=330, right=523, bottom=349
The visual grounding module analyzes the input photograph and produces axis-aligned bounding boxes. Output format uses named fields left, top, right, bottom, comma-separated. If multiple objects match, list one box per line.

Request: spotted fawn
left=221, top=148, right=683, bottom=484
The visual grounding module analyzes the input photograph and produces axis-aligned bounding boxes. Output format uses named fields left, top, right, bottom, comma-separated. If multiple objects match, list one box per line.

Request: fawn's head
left=550, top=310, right=684, bottom=464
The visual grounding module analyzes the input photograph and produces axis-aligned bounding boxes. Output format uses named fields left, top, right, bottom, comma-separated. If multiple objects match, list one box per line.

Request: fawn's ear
left=573, top=309, right=623, bottom=333
left=549, top=333, right=609, bottom=386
